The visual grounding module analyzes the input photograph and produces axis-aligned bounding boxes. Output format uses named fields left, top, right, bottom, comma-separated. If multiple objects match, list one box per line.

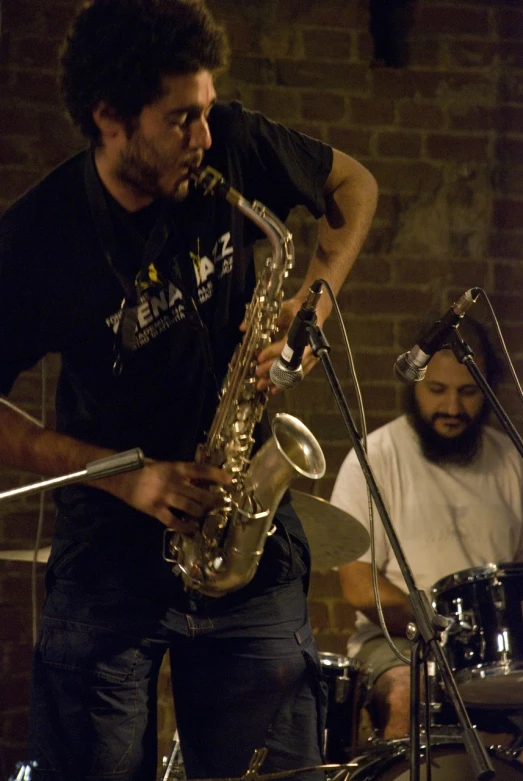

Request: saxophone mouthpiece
left=190, top=165, right=242, bottom=206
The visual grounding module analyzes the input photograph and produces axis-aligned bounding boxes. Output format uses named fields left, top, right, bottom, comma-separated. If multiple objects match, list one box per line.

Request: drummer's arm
left=339, top=561, right=413, bottom=637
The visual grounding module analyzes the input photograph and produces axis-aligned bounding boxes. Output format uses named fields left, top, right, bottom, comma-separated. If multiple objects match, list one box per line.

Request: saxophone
left=164, top=166, right=326, bottom=596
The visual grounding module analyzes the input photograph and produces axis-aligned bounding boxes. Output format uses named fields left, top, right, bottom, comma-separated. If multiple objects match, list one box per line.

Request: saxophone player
left=0, top=0, right=377, bottom=778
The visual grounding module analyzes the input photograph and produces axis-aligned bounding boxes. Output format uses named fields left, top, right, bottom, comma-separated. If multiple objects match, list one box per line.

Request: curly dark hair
left=59, top=0, right=229, bottom=143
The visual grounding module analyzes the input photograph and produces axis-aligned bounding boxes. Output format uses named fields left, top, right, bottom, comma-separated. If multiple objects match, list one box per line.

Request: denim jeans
left=28, top=514, right=327, bottom=781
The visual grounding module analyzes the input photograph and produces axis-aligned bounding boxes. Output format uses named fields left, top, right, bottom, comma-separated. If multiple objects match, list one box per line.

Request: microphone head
left=393, top=353, right=427, bottom=384
left=269, top=361, right=304, bottom=390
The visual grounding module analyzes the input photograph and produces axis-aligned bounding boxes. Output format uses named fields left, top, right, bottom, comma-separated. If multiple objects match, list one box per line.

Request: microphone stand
left=0, top=448, right=145, bottom=504
left=304, top=322, right=495, bottom=781
left=445, top=327, right=523, bottom=458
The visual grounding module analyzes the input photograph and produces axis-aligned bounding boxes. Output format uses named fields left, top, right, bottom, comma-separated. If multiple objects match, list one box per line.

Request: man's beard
left=116, top=127, right=198, bottom=203
left=405, top=391, right=489, bottom=466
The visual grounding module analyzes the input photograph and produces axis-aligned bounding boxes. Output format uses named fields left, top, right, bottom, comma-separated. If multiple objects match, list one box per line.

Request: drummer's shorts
left=356, top=635, right=412, bottom=686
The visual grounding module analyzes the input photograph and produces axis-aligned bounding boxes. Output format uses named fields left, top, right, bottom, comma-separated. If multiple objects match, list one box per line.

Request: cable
left=322, top=280, right=409, bottom=665
left=475, top=287, right=523, bottom=404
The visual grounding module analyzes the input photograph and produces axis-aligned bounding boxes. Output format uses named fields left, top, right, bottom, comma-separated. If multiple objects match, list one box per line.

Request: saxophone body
left=164, top=167, right=325, bottom=597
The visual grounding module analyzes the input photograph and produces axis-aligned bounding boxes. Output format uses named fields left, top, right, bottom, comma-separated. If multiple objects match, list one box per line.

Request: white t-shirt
left=330, top=415, right=523, bottom=654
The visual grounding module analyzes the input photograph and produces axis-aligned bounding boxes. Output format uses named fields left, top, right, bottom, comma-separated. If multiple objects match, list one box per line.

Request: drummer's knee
left=371, top=665, right=411, bottom=739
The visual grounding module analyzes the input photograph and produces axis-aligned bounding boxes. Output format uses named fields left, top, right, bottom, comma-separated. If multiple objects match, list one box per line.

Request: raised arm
left=256, top=149, right=378, bottom=389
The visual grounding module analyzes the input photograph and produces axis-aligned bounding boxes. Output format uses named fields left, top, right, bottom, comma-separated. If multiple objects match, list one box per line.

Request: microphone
left=394, top=288, right=481, bottom=383
left=269, top=280, right=323, bottom=390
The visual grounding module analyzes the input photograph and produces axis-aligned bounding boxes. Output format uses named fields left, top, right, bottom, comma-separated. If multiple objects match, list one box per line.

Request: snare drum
left=345, top=736, right=523, bottom=780
left=319, top=651, right=369, bottom=763
left=431, top=563, right=523, bottom=707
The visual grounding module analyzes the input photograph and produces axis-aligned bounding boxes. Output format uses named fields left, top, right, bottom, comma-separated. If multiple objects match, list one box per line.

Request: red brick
left=497, top=107, right=523, bottom=135
left=448, top=40, right=496, bottom=68
left=223, top=18, right=260, bottom=57
left=494, top=260, right=523, bottom=291
left=426, top=133, right=490, bottom=161
left=15, top=71, right=61, bottom=106
left=418, top=5, right=490, bottom=37
left=394, top=259, right=489, bottom=288
left=487, top=293, right=523, bottom=319
left=374, top=193, right=400, bottom=223
left=499, top=70, right=523, bottom=103
left=398, top=101, right=445, bottom=130
left=333, top=601, right=357, bottom=633
left=493, top=199, right=523, bottom=231
left=366, top=160, right=442, bottom=194
left=0, top=138, right=30, bottom=166
left=377, top=131, right=422, bottom=158
left=0, top=168, right=43, bottom=203
left=489, top=232, right=523, bottom=260
left=18, top=36, right=60, bottom=68
left=372, top=68, right=418, bottom=100
left=0, top=105, right=42, bottom=136
left=449, top=106, right=496, bottom=132
left=277, top=60, right=368, bottom=92
left=313, top=633, right=352, bottom=655
left=495, top=164, right=523, bottom=197
left=250, top=88, right=300, bottom=122
left=495, top=323, right=523, bottom=354
left=328, top=127, right=372, bottom=157
left=229, top=56, right=276, bottom=86
left=351, top=97, right=395, bottom=126
left=302, top=28, right=355, bottom=61
left=310, top=570, right=344, bottom=598
left=277, top=0, right=366, bottom=29
left=360, top=225, right=395, bottom=255
left=339, top=287, right=435, bottom=318
left=499, top=41, right=523, bottom=69
left=3, top=1, right=46, bottom=35
left=301, top=91, right=346, bottom=123
left=495, top=7, right=523, bottom=40
left=308, top=601, right=330, bottom=631
left=357, top=31, right=374, bottom=63
left=407, top=40, right=441, bottom=68
left=42, top=3, right=79, bottom=38
left=323, top=316, right=395, bottom=350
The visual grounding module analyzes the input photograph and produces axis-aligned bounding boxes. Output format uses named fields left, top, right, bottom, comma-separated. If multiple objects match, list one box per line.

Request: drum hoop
left=432, top=561, right=523, bottom=597
left=318, top=651, right=363, bottom=672
left=431, top=563, right=498, bottom=596
left=453, top=661, right=523, bottom=692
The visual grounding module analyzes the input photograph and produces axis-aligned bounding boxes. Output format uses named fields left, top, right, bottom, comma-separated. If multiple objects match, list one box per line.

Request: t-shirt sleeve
left=0, top=207, right=47, bottom=395
left=214, top=102, right=333, bottom=221
left=330, top=448, right=390, bottom=570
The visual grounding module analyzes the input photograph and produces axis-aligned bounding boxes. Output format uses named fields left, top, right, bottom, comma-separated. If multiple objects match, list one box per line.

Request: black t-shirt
left=0, top=101, right=332, bottom=603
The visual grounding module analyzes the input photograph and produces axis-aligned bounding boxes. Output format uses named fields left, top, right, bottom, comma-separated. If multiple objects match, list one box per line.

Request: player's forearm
left=0, top=399, right=116, bottom=478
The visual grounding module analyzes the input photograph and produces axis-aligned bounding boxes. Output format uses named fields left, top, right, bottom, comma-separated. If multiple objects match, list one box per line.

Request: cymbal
left=290, top=490, right=369, bottom=572
left=0, top=545, right=51, bottom=563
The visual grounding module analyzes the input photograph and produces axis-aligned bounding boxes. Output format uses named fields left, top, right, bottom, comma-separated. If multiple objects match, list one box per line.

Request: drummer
left=330, top=316, right=523, bottom=740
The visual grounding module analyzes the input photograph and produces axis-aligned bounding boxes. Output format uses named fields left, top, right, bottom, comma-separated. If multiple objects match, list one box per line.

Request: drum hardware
left=8, top=761, right=37, bottom=780
left=319, top=651, right=370, bottom=763
left=432, top=563, right=523, bottom=708
left=345, top=735, right=523, bottom=780
left=160, top=730, right=185, bottom=780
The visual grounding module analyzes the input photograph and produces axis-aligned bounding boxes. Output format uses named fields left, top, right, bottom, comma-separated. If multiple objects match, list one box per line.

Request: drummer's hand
left=239, top=299, right=319, bottom=395
left=100, top=459, right=233, bottom=530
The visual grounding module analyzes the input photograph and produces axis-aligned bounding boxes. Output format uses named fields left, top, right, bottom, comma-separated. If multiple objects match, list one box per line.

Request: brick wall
left=1, top=0, right=522, bottom=775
